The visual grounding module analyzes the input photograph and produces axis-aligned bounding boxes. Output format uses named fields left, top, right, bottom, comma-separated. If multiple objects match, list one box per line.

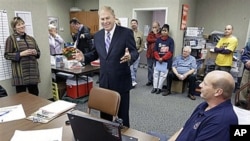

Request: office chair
left=235, top=82, right=250, bottom=110
left=87, top=87, right=121, bottom=121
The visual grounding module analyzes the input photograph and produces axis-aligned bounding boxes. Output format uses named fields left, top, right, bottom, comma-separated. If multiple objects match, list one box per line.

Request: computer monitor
left=67, top=110, right=138, bottom=141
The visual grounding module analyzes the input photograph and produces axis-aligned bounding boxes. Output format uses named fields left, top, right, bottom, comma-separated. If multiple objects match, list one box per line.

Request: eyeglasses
left=152, top=27, right=157, bottom=28
left=161, top=30, right=167, bottom=32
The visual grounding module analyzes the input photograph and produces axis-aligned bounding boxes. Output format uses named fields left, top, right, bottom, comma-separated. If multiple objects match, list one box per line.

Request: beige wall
left=0, top=0, right=53, bottom=98
left=99, top=0, right=197, bottom=56
left=178, top=0, right=197, bottom=54
left=75, top=0, right=99, bottom=11
left=196, top=0, right=249, bottom=49
left=46, top=0, right=99, bottom=42
left=47, top=0, right=74, bottom=43
left=51, top=0, right=197, bottom=55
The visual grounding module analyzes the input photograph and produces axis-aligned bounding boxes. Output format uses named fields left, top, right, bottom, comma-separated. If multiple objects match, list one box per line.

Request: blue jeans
left=147, top=58, right=155, bottom=83
left=130, top=56, right=140, bottom=82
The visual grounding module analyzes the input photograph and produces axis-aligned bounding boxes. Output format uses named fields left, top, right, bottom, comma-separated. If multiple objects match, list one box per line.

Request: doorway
left=132, top=7, right=168, bottom=66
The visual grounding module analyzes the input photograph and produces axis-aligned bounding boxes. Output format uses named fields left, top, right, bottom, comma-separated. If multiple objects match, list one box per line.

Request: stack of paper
left=0, top=104, right=26, bottom=123
left=27, top=100, right=76, bottom=123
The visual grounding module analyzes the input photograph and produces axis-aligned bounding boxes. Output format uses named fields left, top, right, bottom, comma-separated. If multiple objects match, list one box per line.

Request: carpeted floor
left=127, top=67, right=204, bottom=137
left=74, top=66, right=236, bottom=137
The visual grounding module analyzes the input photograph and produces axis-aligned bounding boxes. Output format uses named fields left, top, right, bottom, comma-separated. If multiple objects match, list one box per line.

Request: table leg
left=86, top=75, right=89, bottom=95
left=76, top=75, right=79, bottom=98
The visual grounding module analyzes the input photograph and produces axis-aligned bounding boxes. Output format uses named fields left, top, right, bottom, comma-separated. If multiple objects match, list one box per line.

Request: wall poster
left=15, top=11, right=34, bottom=36
left=48, top=16, right=59, bottom=29
left=180, top=4, right=189, bottom=30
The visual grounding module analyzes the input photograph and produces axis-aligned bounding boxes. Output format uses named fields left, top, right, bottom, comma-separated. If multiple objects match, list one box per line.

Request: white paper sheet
left=11, top=127, right=63, bottom=141
left=155, top=61, right=168, bottom=72
left=0, top=104, right=26, bottom=123
left=26, top=100, right=76, bottom=123
left=40, top=100, right=76, bottom=114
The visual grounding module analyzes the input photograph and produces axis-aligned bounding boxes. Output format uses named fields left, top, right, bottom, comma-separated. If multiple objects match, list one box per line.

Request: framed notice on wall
left=15, top=11, right=34, bottom=36
left=118, top=17, right=128, bottom=27
left=180, top=4, right=189, bottom=30
left=48, top=16, right=59, bottom=28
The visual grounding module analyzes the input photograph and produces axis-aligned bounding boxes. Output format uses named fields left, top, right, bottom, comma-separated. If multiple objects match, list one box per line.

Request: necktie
left=105, top=32, right=111, bottom=53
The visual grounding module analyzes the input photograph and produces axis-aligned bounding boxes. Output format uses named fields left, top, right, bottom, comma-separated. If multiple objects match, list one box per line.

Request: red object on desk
left=66, top=78, right=93, bottom=99
left=91, top=59, right=100, bottom=67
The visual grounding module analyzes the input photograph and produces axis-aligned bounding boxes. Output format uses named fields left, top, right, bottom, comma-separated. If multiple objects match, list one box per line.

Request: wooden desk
left=0, top=93, right=159, bottom=141
left=51, top=65, right=100, bottom=98
left=51, top=64, right=100, bottom=76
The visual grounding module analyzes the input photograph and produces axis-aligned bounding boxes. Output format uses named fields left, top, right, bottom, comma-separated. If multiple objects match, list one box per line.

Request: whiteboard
left=0, top=10, right=12, bottom=81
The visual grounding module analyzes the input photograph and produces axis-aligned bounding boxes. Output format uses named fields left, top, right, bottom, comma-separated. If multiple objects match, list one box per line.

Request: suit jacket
left=73, top=25, right=92, bottom=53
left=84, top=25, right=139, bottom=93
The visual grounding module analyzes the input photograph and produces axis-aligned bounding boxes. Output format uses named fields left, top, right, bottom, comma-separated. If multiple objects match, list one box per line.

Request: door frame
left=132, top=7, right=168, bottom=24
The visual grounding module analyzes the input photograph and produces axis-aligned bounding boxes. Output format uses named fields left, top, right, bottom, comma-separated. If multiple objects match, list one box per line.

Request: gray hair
left=48, top=24, right=56, bottom=30
left=99, top=6, right=115, bottom=17
left=183, top=46, right=192, bottom=53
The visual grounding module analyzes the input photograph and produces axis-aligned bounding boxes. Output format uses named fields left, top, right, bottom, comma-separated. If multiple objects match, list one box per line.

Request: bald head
left=226, top=25, right=233, bottom=30
left=206, top=70, right=235, bottom=99
left=224, top=25, right=233, bottom=37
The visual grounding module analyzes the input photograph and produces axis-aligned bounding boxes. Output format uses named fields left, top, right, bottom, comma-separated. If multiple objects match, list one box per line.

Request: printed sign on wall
left=180, top=4, right=189, bottom=30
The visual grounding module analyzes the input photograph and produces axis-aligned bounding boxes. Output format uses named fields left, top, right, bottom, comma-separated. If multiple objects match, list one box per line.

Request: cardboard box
left=203, top=34, right=210, bottom=40
left=64, top=60, right=81, bottom=69
left=66, top=77, right=93, bottom=99
left=57, top=82, right=66, bottom=98
left=195, top=48, right=217, bottom=76
left=206, top=48, right=217, bottom=60
left=200, top=49, right=207, bottom=59
left=171, top=80, right=186, bottom=93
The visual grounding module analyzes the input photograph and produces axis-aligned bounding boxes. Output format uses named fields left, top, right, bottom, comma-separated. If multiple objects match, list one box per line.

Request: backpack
left=0, top=85, right=7, bottom=97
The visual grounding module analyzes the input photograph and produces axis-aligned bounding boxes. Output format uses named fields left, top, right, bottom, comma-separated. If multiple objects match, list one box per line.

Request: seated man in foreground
left=163, top=46, right=197, bottom=100
left=168, top=70, right=239, bottom=141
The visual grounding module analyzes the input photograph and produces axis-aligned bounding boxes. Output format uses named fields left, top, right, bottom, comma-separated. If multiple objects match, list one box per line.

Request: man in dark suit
left=70, top=18, right=93, bottom=53
left=74, top=6, right=139, bottom=127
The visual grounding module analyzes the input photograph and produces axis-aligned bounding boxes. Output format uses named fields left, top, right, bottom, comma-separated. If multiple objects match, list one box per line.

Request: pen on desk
left=0, top=110, right=11, bottom=117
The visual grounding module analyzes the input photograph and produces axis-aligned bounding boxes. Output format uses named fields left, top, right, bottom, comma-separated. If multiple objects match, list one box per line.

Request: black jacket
left=73, top=25, right=93, bottom=53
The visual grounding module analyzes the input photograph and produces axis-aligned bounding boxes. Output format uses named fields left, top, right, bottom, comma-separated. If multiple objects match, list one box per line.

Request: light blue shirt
left=172, top=55, right=197, bottom=74
left=49, top=34, right=64, bottom=55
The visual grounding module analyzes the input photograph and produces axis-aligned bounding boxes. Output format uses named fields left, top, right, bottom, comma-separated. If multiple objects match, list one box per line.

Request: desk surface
left=0, top=93, right=159, bottom=141
left=51, top=65, right=100, bottom=75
